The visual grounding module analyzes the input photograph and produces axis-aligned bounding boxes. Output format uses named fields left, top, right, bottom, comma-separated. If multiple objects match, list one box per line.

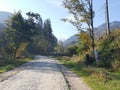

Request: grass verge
left=59, top=57, right=120, bottom=90
left=0, top=55, right=34, bottom=73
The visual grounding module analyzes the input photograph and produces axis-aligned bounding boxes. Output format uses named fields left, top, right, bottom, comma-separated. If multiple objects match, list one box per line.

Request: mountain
left=0, top=11, right=12, bottom=23
left=0, top=23, right=6, bottom=30
left=63, top=35, right=79, bottom=47
left=0, top=11, right=12, bottom=31
left=58, top=38, right=66, bottom=42
left=63, top=21, right=120, bottom=47
left=94, top=21, right=120, bottom=38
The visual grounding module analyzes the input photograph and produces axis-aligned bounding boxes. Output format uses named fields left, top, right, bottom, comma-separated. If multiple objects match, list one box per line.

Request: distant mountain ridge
left=0, top=11, right=12, bottom=23
left=94, top=21, right=120, bottom=38
left=0, top=23, right=6, bottom=30
left=63, top=35, right=79, bottom=47
left=64, top=21, right=120, bottom=47
left=0, top=11, right=12, bottom=31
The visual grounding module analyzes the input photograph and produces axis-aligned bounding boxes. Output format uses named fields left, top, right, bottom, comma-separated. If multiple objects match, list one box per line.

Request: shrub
left=67, top=45, right=78, bottom=55
left=98, top=30, right=120, bottom=69
left=111, top=59, right=120, bottom=71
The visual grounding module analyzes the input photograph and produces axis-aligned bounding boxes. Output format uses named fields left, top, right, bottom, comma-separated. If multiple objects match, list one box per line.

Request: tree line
left=0, top=11, right=57, bottom=60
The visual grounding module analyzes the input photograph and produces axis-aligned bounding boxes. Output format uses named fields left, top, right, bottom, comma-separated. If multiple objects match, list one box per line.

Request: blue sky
left=0, top=0, right=120, bottom=40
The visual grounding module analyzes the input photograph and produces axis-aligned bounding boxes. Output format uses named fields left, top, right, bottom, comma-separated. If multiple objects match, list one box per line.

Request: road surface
left=0, top=56, right=68, bottom=90
left=0, top=55, right=92, bottom=90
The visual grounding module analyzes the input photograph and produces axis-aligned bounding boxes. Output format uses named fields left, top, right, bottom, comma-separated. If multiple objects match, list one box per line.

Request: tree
left=55, top=40, right=64, bottom=53
left=62, top=0, right=95, bottom=54
left=43, top=19, right=57, bottom=53
left=4, top=11, right=36, bottom=60
left=77, top=30, right=91, bottom=54
left=1, top=11, right=57, bottom=58
left=26, top=12, right=57, bottom=54
left=67, top=45, right=78, bottom=55
left=26, top=12, right=43, bottom=54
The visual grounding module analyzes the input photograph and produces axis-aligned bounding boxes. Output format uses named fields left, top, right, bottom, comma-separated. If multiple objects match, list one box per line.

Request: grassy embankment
left=0, top=54, right=34, bottom=73
left=58, top=30, right=120, bottom=90
left=59, top=57, right=120, bottom=90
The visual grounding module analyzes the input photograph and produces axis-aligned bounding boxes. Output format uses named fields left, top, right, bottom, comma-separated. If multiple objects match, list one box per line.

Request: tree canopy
left=0, top=11, right=57, bottom=60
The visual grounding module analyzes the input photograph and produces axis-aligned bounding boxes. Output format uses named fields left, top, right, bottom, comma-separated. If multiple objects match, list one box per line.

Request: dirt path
left=0, top=55, right=92, bottom=90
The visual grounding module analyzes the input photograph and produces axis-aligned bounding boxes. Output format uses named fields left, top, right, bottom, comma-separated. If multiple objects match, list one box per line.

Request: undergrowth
left=58, top=29, right=120, bottom=90
left=0, top=55, right=33, bottom=73
left=59, top=56, right=120, bottom=90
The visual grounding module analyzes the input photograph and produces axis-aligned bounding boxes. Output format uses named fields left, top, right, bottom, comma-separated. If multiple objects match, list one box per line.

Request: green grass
left=0, top=57, right=32, bottom=73
left=0, top=65, right=14, bottom=73
left=59, top=58, right=120, bottom=90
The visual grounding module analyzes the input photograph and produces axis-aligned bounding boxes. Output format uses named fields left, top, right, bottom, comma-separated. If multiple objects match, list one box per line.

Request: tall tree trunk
left=90, top=0, right=95, bottom=58
left=13, top=48, right=17, bottom=61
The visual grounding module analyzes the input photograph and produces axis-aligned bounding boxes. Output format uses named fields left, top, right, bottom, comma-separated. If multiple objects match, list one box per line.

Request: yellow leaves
left=79, top=30, right=91, bottom=45
left=71, top=0, right=79, bottom=3
left=80, top=18, right=86, bottom=22
left=77, top=31, right=91, bottom=54
left=16, top=42, right=27, bottom=57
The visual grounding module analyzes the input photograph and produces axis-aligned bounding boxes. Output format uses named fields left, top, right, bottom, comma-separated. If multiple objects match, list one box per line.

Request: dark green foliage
left=43, top=19, right=57, bottom=52
left=28, top=17, right=57, bottom=54
left=2, top=11, right=38, bottom=60
left=67, top=45, right=78, bottom=55
left=0, top=57, right=31, bottom=73
left=98, top=30, right=120, bottom=69
left=0, top=11, right=57, bottom=60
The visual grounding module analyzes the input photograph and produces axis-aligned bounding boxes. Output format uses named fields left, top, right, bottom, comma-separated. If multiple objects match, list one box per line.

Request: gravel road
left=0, top=55, right=92, bottom=90
left=0, top=56, right=68, bottom=90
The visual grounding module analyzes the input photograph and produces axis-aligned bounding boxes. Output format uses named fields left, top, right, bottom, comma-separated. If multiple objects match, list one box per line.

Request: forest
left=0, top=11, right=57, bottom=60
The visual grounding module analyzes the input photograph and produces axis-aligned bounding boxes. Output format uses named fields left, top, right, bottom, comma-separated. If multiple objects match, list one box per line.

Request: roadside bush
left=67, top=45, right=78, bottom=56
left=62, top=56, right=71, bottom=61
left=111, top=59, right=120, bottom=71
left=98, top=30, right=120, bottom=69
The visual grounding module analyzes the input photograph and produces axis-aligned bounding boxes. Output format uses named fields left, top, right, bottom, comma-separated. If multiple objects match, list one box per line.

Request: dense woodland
left=0, top=11, right=57, bottom=60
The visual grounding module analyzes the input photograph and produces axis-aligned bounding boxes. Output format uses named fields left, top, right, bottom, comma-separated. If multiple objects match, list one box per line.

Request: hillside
left=0, top=11, right=12, bottom=23
left=0, top=11, right=12, bottom=31
left=94, top=21, right=120, bottom=38
left=63, top=21, right=120, bottom=47
left=63, top=35, right=79, bottom=47
left=0, top=23, right=6, bottom=31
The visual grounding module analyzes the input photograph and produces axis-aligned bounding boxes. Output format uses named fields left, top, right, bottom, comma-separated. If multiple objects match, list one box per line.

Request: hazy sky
left=0, top=0, right=120, bottom=40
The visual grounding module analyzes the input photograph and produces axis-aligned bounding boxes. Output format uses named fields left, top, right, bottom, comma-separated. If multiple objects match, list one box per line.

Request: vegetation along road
left=0, top=55, right=91, bottom=90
